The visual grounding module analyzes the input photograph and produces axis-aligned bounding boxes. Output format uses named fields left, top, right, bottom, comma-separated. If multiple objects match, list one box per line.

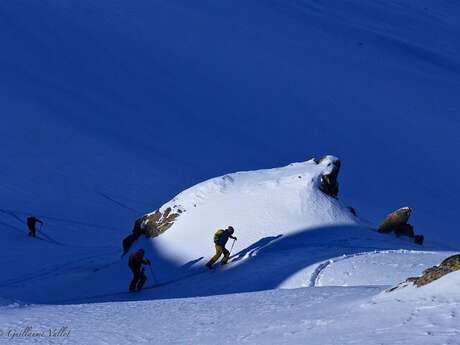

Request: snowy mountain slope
left=1, top=224, right=457, bottom=343
left=1, top=1, right=460, bottom=343
left=0, top=157, right=451, bottom=306
left=2, top=273, right=460, bottom=345
left=0, top=161, right=456, bottom=343
left=1, top=0, right=460, bottom=246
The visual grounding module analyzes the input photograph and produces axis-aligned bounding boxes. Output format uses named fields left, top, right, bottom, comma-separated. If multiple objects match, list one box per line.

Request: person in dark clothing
left=27, top=216, right=43, bottom=238
left=128, top=248, right=151, bottom=292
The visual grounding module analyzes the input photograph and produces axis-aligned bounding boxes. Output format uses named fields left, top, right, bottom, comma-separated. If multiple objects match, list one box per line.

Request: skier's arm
left=230, top=235, right=237, bottom=240
left=142, top=258, right=151, bottom=265
left=37, top=219, right=43, bottom=225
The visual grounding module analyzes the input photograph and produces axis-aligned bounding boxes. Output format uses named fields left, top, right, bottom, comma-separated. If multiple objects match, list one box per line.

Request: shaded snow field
left=1, top=272, right=460, bottom=345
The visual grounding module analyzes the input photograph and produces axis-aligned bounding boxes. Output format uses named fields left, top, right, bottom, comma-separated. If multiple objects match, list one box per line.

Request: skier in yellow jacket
left=206, top=226, right=237, bottom=269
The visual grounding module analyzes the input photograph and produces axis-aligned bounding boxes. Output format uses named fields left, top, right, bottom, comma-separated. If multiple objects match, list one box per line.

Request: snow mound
left=147, top=156, right=357, bottom=264
left=305, top=250, right=448, bottom=288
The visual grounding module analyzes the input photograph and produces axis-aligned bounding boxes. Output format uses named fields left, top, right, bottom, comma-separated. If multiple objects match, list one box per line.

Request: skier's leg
left=137, top=270, right=147, bottom=291
left=414, top=235, right=424, bottom=245
left=206, top=245, right=223, bottom=268
left=129, top=269, right=140, bottom=291
left=220, top=248, right=230, bottom=265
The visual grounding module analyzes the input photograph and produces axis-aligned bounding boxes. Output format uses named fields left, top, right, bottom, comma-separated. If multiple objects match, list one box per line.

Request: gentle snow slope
left=2, top=272, right=460, bottom=345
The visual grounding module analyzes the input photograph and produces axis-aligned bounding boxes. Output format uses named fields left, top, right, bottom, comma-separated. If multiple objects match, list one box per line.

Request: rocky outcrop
left=122, top=233, right=141, bottom=256
left=378, top=207, right=412, bottom=233
left=404, top=255, right=460, bottom=288
left=121, top=206, right=182, bottom=254
left=133, top=206, right=182, bottom=238
left=378, top=207, right=424, bottom=245
left=315, top=156, right=341, bottom=198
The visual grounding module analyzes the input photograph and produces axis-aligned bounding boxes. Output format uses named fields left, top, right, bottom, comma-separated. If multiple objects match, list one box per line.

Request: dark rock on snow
left=378, top=207, right=424, bottom=245
left=407, top=254, right=460, bottom=287
left=318, top=157, right=341, bottom=198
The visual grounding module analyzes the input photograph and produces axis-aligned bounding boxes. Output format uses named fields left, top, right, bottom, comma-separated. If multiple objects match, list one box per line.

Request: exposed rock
left=407, top=254, right=460, bottom=287
left=394, top=223, right=415, bottom=238
left=136, top=207, right=181, bottom=238
left=122, top=206, right=182, bottom=254
left=319, top=157, right=341, bottom=198
left=378, top=207, right=412, bottom=233
left=348, top=207, right=357, bottom=216
left=132, top=215, right=148, bottom=236
left=122, top=233, right=140, bottom=256
left=378, top=207, right=424, bottom=244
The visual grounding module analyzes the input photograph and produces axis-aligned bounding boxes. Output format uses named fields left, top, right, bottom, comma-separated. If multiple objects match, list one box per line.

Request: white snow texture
left=1, top=0, right=460, bottom=344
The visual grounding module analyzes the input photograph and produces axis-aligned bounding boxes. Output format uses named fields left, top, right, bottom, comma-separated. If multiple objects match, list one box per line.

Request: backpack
left=213, top=229, right=225, bottom=244
left=128, top=251, right=143, bottom=268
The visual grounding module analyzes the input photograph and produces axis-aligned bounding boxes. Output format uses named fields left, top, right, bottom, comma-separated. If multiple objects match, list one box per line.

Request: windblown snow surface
left=1, top=0, right=460, bottom=344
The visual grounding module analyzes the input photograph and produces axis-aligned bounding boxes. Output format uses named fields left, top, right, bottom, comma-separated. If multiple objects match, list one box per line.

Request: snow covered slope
left=150, top=156, right=355, bottom=264
left=0, top=157, right=456, bottom=341
left=1, top=0, right=460, bottom=246
left=1, top=0, right=460, bottom=343
left=2, top=271, right=460, bottom=344
left=0, top=156, right=450, bottom=305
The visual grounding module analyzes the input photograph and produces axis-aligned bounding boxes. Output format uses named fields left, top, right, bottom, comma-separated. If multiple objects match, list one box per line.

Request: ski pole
left=36, top=223, right=43, bottom=238
left=229, top=238, right=236, bottom=256
left=148, top=265, right=157, bottom=285
left=38, top=224, right=62, bottom=246
left=39, top=223, right=47, bottom=238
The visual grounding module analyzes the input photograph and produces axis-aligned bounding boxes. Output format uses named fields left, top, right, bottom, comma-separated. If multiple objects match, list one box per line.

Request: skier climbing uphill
left=27, top=216, right=43, bottom=238
left=128, top=248, right=151, bottom=292
left=206, top=226, right=237, bottom=269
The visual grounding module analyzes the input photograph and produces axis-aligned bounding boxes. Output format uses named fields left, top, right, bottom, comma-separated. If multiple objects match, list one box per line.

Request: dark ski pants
left=28, top=226, right=36, bottom=238
left=129, top=267, right=147, bottom=291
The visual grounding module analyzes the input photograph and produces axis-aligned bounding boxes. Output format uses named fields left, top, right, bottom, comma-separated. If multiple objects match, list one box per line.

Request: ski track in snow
left=1, top=0, right=460, bottom=343
left=309, top=249, right=442, bottom=288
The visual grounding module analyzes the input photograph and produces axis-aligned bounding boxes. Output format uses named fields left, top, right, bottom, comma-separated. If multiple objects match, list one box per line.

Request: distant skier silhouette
left=27, top=216, right=43, bottom=238
left=206, top=226, right=237, bottom=269
left=128, top=248, right=151, bottom=292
